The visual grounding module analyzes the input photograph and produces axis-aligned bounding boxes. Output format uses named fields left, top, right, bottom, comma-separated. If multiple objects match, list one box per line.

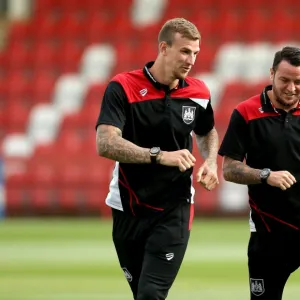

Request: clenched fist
left=196, top=161, right=219, bottom=191
left=158, top=149, right=196, bottom=172
left=267, top=170, right=296, bottom=190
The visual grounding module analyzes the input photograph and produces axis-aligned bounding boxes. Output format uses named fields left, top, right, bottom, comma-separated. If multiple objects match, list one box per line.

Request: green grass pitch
left=0, top=218, right=299, bottom=300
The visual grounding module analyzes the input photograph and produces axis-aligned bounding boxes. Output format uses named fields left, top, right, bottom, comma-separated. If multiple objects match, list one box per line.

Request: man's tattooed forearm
left=223, top=159, right=261, bottom=185
left=96, top=126, right=150, bottom=163
left=196, top=128, right=219, bottom=164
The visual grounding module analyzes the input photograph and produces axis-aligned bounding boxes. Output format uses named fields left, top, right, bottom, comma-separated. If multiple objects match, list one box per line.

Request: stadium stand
left=1, top=0, right=300, bottom=216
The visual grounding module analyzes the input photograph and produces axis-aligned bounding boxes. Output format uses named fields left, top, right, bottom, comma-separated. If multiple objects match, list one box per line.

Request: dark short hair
left=158, top=18, right=201, bottom=46
left=272, top=46, right=300, bottom=71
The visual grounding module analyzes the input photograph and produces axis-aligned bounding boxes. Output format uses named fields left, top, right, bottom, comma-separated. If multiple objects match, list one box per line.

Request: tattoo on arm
left=195, top=127, right=219, bottom=164
left=223, top=156, right=261, bottom=185
left=96, top=125, right=151, bottom=163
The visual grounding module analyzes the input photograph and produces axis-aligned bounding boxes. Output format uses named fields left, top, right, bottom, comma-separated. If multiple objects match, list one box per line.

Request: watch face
left=260, top=169, right=270, bottom=178
left=261, top=170, right=267, bottom=176
left=150, top=147, right=160, bottom=155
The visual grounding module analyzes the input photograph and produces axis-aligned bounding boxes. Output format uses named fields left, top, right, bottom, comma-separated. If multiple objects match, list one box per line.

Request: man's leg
left=248, top=233, right=291, bottom=300
left=112, top=209, right=147, bottom=299
left=136, top=201, right=193, bottom=300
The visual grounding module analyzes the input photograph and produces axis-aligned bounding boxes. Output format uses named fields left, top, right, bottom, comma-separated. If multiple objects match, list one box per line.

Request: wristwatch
left=260, top=168, right=271, bottom=184
left=149, top=147, right=161, bottom=164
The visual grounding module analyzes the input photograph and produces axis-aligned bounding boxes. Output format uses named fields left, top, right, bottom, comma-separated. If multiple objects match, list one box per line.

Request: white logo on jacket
left=139, top=88, right=148, bottom=96
left=165, top=253, right=174, bottom=261
left=182, top=106, right=196, bottom=124
left=122, top=267, right=133, bottom=282
left=258, top=107, right=264, bottom=113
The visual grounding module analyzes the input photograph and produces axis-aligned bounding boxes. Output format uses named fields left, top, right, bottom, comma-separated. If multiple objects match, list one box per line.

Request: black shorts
left=248, top=232, right=300, bottom=300
left=112, top=200, right=193, bottom=300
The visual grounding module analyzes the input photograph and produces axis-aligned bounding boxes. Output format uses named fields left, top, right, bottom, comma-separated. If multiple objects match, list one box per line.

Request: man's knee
left=136, top=283, right=167, bottom=300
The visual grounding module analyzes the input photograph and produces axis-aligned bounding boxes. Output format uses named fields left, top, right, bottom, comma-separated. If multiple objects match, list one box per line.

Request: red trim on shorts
left=118, top=166, right=164, bottom=216
left=249, top=198, right=299, bottom=232
left=188, top=203, right=194, bottom=230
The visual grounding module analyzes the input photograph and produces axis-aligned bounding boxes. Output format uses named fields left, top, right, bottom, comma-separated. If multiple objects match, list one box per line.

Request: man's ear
left=270, top=67, right=275, bottom=81
left=159, top=41, right=168, bottom=56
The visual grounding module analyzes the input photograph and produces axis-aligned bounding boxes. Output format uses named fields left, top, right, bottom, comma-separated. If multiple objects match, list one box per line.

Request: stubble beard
left=273, top=84, right=299, bottom=108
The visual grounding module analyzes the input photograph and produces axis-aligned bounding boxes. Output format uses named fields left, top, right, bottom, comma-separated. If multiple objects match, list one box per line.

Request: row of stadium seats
left=34, top=0, right=133, bottom=14
left=1, top=0, right=296, bottom=216
left=8, top=8, right=300, bottom=45
left=33, top=0, right=300, bottom=13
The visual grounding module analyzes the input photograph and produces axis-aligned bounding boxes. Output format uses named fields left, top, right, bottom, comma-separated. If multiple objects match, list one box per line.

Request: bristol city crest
left=250, top=278, right=265, bottom=296
left=182, top=106, right=196, bottom=124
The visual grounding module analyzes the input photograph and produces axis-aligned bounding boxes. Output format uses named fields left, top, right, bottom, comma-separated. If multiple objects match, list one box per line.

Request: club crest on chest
left=182, top=106, right=196, bottom=124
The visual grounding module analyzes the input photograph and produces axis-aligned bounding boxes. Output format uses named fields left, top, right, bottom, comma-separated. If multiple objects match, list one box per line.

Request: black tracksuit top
left=97, top=62, right=214, bottom=216
left=219, top=85, right=300, bottom=232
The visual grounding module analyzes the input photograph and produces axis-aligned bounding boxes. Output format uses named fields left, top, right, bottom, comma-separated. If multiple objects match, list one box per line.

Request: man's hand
left=158, top=149, right=196, bottom=172
left=267, top=171, right=296, bottom=190
left=196, top=161, right=219, bottom=191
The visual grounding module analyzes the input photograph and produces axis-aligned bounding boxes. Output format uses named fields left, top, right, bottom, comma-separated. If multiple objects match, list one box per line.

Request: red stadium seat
left=57, top=187, right=101, bottom=215
left=0, top=75, right=7, bottom=102
left=84, top=83, right=106, bottom=107
left=55, top=130, right=84, bottom=157
left=84, top=158, right=114, bottom=186
left=86, top=188, right=111, bottom=217
left=249, top=80, right=270, bottom=95
left=33, top=141, right=55, bottom=155
left=217, top=10, right=245, bottom=43
left=134, top=40, right=158, bottom=68
left=84, top=13, right=110, bottom=44
left=5, top=170, right=32, bottom=216
left=58, top=0, right=86, bottom=12
left=59, top=110, right=96, bottom=145
left=8, top=21, right=34, bottom=44
left=81, top=0, right=107, bottom=12
left=59, top=188, right=80, bottom=210
left=5, top=187, right=31, bottom=216
left=269, top=9, right=295, bottom=42
left=60, top=112, right=82, bottom=132
left=193, top=40, right=217, bottom=73
left=57, top=40, right=83, bottom=73
left=6, top=41, right=33, bottom=70
left=34, top=0, right=60, bottom=14
left=6, top=171, right=30, bottom=189
left=28, top=161, right=57, bottom=187
left=31, top=71, right=56, bottom=103
left=109, top=11, right=134, bottom=42
left=80, top=103, right=102, bottom=131
left=113, top=42, right=135, bottom=74
left=221, top=81, right=248, bottom=102
left=5, top=100, right=30, bottom=133
left=56, top=13, right=86, bottom=41
left=6, top=71, right=31, bottom=100
left=33, top=41, right=59, bottom=71
left=242, top=9, right=271, bottom=42
left=190, top=11, right=219, bottom=40
left=56, top=163, right=86, bottom=190
left=0, top=109, right=5, bottom=138
left=83, top=130, right=97, bottom=156
left=32, top=14, right=60, bottom=42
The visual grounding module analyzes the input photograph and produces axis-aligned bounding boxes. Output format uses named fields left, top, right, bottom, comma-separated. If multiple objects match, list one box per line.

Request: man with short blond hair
left=96, top=18, right=219, bottom=299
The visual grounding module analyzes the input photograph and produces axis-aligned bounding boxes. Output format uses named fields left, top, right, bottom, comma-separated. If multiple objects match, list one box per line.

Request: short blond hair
left=158, top=18, right=201, bottom=45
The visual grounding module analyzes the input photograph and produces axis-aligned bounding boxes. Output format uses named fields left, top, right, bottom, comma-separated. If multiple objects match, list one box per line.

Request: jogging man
left=96, top=18, right=219, bottom=300
left=219, top=46, right=300, bottom=300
